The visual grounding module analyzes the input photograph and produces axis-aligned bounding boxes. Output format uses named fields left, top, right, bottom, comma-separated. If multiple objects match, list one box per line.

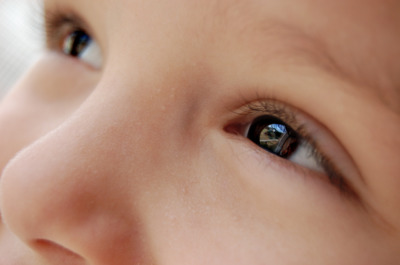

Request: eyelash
left=229, top=100, right=354, bottom=196
left=43, top=9, right=89, bottom=52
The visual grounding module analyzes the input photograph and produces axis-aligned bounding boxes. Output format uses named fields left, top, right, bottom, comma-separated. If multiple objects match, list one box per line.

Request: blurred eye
left=63, top=30, right=90, bottom=57
left=62, top=30, right=102, bottom=69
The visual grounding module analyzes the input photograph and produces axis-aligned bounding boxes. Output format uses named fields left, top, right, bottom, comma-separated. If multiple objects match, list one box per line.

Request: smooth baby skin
left=0, top=0, right=399, bottom=264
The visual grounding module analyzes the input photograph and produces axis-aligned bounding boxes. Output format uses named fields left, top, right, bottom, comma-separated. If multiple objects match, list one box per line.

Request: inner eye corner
left=224, top=123, right=244, bottom=135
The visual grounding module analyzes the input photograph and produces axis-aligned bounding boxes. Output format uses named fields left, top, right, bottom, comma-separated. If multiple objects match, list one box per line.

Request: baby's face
left=0, top=0, right=399, bottom=264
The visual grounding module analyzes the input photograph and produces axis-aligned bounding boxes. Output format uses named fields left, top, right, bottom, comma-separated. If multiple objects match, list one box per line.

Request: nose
left=0, top=85, right=188, bottom=264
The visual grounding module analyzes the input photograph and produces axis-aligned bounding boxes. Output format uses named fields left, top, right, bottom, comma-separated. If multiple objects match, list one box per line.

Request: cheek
left=210, top=133, right=393, bottom=264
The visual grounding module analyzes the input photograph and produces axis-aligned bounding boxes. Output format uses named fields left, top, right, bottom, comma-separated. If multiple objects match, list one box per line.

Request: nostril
left=33, top=239, right=86, bottom=264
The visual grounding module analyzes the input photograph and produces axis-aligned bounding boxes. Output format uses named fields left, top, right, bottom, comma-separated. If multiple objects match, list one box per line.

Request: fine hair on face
left=0, top=0, right=399, bottom=264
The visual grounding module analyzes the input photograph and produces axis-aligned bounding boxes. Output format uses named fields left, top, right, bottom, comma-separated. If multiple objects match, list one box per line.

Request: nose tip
left=0, top=147, right=86, bottom=264
left=0, top=89, right=176, bottom=264
left=0, top=141, right=101, bottom=264
left=0, top=124, right=152, bottom=264
left=0, top=145, right=51, bottom=242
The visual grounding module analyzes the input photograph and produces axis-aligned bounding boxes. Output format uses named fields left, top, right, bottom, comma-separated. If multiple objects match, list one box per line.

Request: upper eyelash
left=236, top=100, right=356, bottom=197
left=43, top=9, right=88, bottom=50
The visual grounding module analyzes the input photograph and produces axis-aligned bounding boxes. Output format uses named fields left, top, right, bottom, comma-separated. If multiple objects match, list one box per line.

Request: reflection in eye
left=247, top=115, right=325, bottom=173
left=62, top=29, right=102, bottom=69
left=63, top=30, right=90, bottom=57
left=247, top=116, right=299, bottom=158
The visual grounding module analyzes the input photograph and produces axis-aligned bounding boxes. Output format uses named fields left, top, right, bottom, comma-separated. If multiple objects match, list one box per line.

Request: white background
left=0, top=0, right=43, bottom=98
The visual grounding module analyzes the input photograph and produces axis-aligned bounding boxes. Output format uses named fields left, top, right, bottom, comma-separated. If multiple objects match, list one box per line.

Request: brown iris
left=62, top=30, right=90, bottom=57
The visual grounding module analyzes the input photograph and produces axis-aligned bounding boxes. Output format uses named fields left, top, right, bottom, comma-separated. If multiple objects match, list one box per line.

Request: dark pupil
left=248, top=116, right=299, bottom=158
left=64, top=30, right=90, bottom=57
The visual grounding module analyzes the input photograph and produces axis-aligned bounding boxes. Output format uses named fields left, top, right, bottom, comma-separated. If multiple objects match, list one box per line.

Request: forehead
left=45, top=0, right=400, bottom=110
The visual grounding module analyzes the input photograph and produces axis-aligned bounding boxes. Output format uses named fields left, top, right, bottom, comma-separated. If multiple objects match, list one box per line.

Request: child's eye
left=63, top=30, right=90, bottom=57
left=227, top=100, right=356, bottom=195
left=61, top=29, right=102, bottom=69
left=246, top=115, right=324, bottom=173
left=43, top=10, right=103, bottom=69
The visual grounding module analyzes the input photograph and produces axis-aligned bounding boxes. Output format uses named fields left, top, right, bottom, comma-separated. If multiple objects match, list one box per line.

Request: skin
left=0, top=0, right=399, bottom=264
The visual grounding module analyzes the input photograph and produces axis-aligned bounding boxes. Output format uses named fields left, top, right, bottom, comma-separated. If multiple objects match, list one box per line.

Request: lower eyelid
left=227, top=131, right=312, bottom=176
left=225, top=132, right=345, bottom=193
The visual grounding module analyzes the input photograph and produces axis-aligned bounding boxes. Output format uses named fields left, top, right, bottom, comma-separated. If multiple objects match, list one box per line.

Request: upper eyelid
left=231, top=100, right=301, bottom=130
left=43, top=8, right=94, bottom=50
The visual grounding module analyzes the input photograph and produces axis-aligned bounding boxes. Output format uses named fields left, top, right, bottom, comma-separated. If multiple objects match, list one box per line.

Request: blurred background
left=0, top=0, right=43, bottom=98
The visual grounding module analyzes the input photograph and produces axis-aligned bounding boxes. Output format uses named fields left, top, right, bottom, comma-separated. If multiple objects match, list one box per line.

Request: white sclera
left=79, top=40, right=103, bottom=69
left=289, top=142, right=325, bottom=173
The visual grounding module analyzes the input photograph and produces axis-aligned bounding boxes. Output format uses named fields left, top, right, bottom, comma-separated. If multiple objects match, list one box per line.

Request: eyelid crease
left=229, top=99, right=358, bottom=198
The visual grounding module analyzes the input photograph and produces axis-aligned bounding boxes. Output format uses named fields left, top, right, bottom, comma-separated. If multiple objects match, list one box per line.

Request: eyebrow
left=249, top=21, right=400, bottom=111
left=269, top=24, right=400, bottom=112
left=246, top=22, right=344, bottom=78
